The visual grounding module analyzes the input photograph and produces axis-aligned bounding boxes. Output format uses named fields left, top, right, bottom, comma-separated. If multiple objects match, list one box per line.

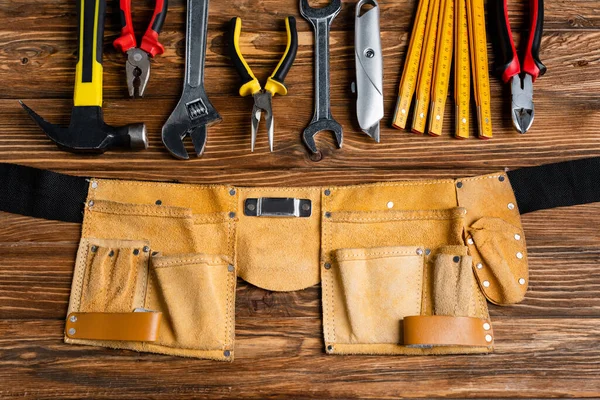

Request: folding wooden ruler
left=392, top=0, right=493, bottom=138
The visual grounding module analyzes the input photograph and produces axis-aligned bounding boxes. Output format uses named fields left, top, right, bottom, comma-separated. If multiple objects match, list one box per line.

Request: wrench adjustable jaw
left=300, top=0, right=343, bottom=154
left=161, top=0, right=220, bottom=160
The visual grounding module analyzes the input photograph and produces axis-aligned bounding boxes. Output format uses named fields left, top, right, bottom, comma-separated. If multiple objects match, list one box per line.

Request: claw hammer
left=20, top=0, right=148, bottom=153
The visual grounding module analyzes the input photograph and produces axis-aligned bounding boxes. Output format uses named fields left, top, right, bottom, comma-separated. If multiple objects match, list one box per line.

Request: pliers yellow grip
left=228, top=16, right=298, bottom=152
left=229, top=16, right=298, bottom=97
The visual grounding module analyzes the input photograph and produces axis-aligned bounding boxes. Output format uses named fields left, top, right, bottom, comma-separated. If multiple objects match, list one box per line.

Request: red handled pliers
left=490, top=0, right=547, bottom=133
left=113, top=0, right=168, bottom=97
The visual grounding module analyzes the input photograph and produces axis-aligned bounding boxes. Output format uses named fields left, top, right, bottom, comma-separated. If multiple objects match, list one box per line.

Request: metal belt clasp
left=244, top=197, right=312, bottom=218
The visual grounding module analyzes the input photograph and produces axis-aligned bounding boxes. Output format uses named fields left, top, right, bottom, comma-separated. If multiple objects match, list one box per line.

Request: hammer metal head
left=20, top=102, right=148, bottom=153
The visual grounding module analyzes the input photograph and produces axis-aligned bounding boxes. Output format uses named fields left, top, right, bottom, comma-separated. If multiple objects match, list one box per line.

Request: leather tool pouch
left=66, top=181, right=237, bottom=360
left=64, top=172, right=528, bottom=359
left=320, top=174, right=525, bottom=355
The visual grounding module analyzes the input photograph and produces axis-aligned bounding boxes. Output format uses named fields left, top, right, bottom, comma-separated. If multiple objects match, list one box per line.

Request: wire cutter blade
left=511, top=74, right=534, bottom=134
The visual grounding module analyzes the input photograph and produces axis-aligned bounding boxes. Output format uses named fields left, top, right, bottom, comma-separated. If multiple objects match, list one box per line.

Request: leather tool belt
left=1, top=158, right=599, bottom=361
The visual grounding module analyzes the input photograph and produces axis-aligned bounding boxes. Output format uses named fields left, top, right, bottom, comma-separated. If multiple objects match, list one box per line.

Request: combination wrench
left=162, top=0, right=221, bottom=159
left=300, top=0, right=343, bottom=154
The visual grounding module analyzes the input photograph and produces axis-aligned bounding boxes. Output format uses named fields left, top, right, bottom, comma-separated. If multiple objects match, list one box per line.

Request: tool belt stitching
left=88, top=202, right=192, bottom=218
left=330, top=215, right=466, bottom=223
left=153, top=258, right=230, bottom=268
left=336, top=250, right=421, bottom=259
left=460, top=174, right=504, bottom=182
left=329, top=180, right=454, bottom=189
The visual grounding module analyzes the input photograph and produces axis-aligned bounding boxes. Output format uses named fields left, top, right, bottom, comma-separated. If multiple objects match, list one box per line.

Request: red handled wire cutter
left=490, top=0, right=546, bottom=133
left=113, top=0, right=168, bottom=97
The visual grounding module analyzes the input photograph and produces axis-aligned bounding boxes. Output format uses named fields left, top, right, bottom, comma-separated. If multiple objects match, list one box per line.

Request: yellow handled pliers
left=229, top=16, right=298, bottom=152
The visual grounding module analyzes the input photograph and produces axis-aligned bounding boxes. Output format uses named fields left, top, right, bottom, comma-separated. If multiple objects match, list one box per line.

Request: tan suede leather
left=65, top=172, right=525, bottom=360
left=65, top=312, right=162, bottom=341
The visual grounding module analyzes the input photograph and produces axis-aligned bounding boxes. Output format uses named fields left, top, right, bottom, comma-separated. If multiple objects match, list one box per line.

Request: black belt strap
left=1, top=158, right=599, bottom=223
left=0, top=163, right=88, bottom=223
left=507, top=157, right=600, bottom=214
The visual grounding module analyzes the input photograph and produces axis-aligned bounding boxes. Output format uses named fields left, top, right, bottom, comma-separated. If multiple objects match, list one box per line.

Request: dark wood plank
left=0, top=318, right=599, bottom=399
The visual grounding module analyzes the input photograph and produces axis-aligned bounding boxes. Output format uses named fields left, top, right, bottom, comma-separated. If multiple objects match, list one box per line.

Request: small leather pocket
left=332, top=246, right=424, bottom=344
left=145, top=253, right=235, bottom=352
left=466, top=217, right=528, bottom=305
left=77, top=238, right=150, bottom=313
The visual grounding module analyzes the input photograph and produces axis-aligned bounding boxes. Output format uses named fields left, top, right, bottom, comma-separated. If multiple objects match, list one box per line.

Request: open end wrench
left=300, top=0, right=343, bottom=154
left=161, top=0, right=221, bottom=160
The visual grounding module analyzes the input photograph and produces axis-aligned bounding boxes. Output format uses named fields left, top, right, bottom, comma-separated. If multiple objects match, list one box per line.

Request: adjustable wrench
left=162, top=0, right=221, bottom=159
left=300, top=0, right=343, bottom=154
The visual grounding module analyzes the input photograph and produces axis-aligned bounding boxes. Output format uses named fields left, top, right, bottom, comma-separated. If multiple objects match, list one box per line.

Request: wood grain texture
left=0, top=0, right=599, bottom=398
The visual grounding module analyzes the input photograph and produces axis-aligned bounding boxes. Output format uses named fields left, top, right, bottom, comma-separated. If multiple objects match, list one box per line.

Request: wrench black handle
left=74, top=0, right=105, bottom=107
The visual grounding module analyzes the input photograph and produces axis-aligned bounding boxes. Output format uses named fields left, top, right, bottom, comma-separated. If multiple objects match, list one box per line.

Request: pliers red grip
left=113, top=0, right=168, bottom=97
left=490, top=0, right=546, bottom=133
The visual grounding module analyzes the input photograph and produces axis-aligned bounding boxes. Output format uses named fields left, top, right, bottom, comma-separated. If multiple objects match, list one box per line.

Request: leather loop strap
left=403, top=315, right=492, bottom=347
left=65, top=312, right=162, bottom=342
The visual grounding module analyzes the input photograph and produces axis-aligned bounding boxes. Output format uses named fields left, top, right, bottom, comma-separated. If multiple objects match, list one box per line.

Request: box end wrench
left=161, top=0, right=221, bottom=160
left=300, top=0, right=343, bottom=154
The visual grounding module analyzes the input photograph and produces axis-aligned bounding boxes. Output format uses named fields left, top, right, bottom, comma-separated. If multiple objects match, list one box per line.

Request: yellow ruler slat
left=454, top=0, right=470, bottom=139
left=392, top=0, right=431, bottom=130
left=411, top=0, right=442, bottom=134
left=428, top=0, right=454, bottom=136
left=466, top=0, right=493, bottom=138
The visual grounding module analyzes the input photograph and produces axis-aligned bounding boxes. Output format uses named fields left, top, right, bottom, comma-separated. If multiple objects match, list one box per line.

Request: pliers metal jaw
left=490, top=0, right=546, bottom=134
left=125, top=48, right=150, bottom=98
left=113, top=0, right=168, bottom=98
left=252, top=93, right=274, bottom=152
left=228, top=16, right=298, bottom=152
left=511, top=74, right=534, bottom=134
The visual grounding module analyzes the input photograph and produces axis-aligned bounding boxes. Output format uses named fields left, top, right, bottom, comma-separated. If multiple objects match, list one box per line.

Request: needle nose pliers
left=113, top=0, right=168, bottom=97
left=490, top=0, right=546, bottom=133
left=228, top=16, right=298, bottom=152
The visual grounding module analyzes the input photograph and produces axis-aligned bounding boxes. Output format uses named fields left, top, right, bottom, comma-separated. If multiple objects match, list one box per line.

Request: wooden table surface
left=1, top=0, right=599, bottom=398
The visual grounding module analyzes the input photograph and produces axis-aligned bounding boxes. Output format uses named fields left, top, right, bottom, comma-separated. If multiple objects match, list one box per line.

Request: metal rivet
left=419, top=112, right=424, bottom=119
left=229, top=212, right=236, bottom=218
left=91, top=245, right=98, bottom=253
left=456, top=182, right=463, bottom=189
left=453, top=256, right=460, bottom=263
left=387, top=201, right=394, bottom=209
left=108, top=250, right=115, bottom=257
left=483, top=322, right=491, bottom=331
left=516, top=252, right=523, bottom=259
left=69, top=315, right=77, bottom=323
left=476, top=263, right=483, bottom=269
left=302, top=203, right=310, bottom=211
left=133, top=249, right=140, bottom=255
left=155, top=200, right=162, bottom=205
left=223, top=350, right=231, bottom=357
left=68, top=328, right=76, bottom=336
left=327, top=345, right=334, bottom=352
left=519, top=278, right=526, bottom=285
left=324, top=189, right=331, bottom=196
left=91, top=181, right=98, bottom=189
left=485, top=334, right=493, bottom=342
left=416, top=248, right=424, bottom=256
left=436, top=115, right=441, bottom=120
left=508, top=202, right=515, bottom=210
left=143, top=246, right=150, bottom=253
left=228, top=264, right=235, bottom=272
left=324, top=262, right=331, bottom=270
left=365, top=48, right=375, bottom=58
left=401, top=109, right=406, bottom=115
left=229, top=189, right=236, bottom=196
left=88, top=200, right=95, bottom=207
left=467, top=238, right=474, bottom=245
left=247, top=203, right=256, bottom=211
left=514, top=234, right=521, bottom=241
left=462, top=118, right=467, bottom=124
left=325, top=212, right=331, bottom=218
left=498, top=176, right=505, bottom=182
left=425, top=249, right=431, bottom=256
left=483, top=280, right=490, bottom=288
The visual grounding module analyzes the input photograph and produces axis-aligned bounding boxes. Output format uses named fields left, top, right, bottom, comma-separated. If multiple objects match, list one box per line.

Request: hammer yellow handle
left=74, top=0, right=105, bottom=107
